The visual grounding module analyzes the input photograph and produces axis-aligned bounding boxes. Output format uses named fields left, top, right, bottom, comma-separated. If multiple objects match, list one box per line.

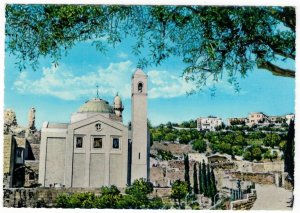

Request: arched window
left=138, top=82, right=143, bottom=93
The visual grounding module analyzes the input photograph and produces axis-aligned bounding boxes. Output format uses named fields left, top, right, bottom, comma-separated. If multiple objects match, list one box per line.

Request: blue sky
left=4, top=37, right=295, bottom=129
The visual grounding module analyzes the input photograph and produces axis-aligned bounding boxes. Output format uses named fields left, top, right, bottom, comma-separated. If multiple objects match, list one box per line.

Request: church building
left=38, top=69, right=150, bottom=188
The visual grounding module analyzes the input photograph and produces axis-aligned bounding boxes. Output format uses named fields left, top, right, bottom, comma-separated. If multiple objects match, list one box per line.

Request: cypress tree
left=206, top=164, right=212, bottom=197
left=184, top=154, right=191, bottom=192
left=202, top=160, right=207, bottom=196
left=284, top=119, right=295, bottom=185
left=212, top=167, right=218, bottom=195
left=193, top=163, right=199, bottom=194
left=199, top=162, right=203, bottom=194
left=210, top=167, right=218, bottom=204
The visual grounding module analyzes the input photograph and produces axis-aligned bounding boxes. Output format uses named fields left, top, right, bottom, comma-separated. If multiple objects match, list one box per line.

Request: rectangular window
left=139, top=152, right=140, bottom=159
left=93, top=138, right=103, bottom=148
left=76, top=137, right=83, bottom=148
left=112, top=138, right=120, bottom=149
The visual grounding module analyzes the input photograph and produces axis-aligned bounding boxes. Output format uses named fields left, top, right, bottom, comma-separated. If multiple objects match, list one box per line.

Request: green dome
left=78, top=98, right=113, bottom=113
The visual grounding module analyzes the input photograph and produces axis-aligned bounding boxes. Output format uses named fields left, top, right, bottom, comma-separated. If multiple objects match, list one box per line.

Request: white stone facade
left=38, top=69, right=149, bottom=188
left=197, top=116, right=222, bottom=131
left=227, top=112, right=294, bottom=127
left=246, top=112, right=294, bottom=127
left=247, top=112, right=268, bottom=126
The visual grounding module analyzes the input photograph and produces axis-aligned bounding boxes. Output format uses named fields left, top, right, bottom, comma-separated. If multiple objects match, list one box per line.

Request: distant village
left=197, top=112, right=294, bottom=131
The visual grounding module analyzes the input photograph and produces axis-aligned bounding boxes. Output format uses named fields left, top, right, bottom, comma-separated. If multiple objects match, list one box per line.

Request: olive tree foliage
left=6, top=5, right=295, bottom=91
left=170, top=180, right=189, bottom=206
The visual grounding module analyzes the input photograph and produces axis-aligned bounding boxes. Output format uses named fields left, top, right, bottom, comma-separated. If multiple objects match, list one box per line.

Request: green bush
left=148, top=197, right=164, bottom=209
left=192, top=139, right=207, bottom=153
left=190, top=201, right=200, bottom=210
left=178, top=134, right=191, bottom=144
left=116, top=194, right=139, bottom=209
left=55, top=192, right=96, bottom=208
left=252, top=147, right=262, bottom=161
left=101, top=185, right=120, bottom=196
left=125, top=178, right=154, bottom=208
left=157, top=149, right=174, bottom=160
left=243, top=151, right=252, bottom=161
left=170, top=180, right=189, bottom=207
left=55, top=193, right=70, bottom=208
left=54, top=179, right=163, bottom=209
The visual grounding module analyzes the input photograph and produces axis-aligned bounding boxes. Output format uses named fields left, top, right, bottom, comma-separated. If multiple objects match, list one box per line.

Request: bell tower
left=113, top=93, right=124, bottom=120
left=131, top=68, right=149, bottom=182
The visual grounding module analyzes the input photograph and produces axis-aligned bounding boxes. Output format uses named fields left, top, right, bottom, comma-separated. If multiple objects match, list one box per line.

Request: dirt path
left=251, top=184, right=293, bottom=210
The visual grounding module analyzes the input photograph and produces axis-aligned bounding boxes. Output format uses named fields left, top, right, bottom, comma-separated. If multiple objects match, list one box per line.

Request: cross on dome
left=96, top=84, right=99, bottom=99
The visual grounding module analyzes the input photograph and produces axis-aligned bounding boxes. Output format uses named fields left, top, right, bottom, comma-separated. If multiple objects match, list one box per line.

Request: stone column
left=28, top=107, right=36, bottom=133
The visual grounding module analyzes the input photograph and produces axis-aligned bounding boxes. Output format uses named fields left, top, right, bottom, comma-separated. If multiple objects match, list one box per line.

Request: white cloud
left=117, top=52, right=128, bottom=59
left=147, top=70, right=195, bottom=98
left=14, top=61, right=226, bottom=101
left=13, top=61, right=134, bottom=100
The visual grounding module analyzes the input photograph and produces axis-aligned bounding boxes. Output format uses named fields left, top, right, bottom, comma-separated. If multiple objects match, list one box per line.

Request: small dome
left=78, top=98, right=113, bottom=113
left=114, top=94, right=122, bottom=108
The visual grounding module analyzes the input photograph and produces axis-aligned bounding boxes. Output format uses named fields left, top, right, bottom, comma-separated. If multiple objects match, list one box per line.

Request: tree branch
left=268, top=7, right=295, bottom=32
left=270, top=47, right=295, bottom=60
left=257, top=60, right=295, bottom=78
left=260, top=37, right=295, bottom=60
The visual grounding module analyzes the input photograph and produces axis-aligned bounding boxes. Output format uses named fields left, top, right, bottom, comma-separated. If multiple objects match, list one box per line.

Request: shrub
left=157, top=149, right=174, bottom=160
left=170, top=180, right=189, bottom=207
left=55, top=193, right=70, bottom=208
left=192, top=139, right=207, bottom=153
left=54, top=180, right=165, bottom=209
left=148, top=197, right=164, bottom=209
left=252, top=147, right=262, bottom=161
left=243, top=151, right=252, bottom=161
left=116, top=194, right=138, bottom=209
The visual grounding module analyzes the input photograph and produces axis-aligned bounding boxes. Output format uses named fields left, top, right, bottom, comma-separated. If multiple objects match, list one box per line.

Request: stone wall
left=230, top=172, right=275, bottom=185
left=24, top=161, right=39, bottom=187
left=151, top=187, right=171, bottom=198
left=3, top=187, right=105, bottom=208
left=211, top=162, right=235, bottom=170
left=26, top=132, right=41, bottom=144
left=3, top=173, right=12, bottom=189
left=151, top=142, right=195, bottom=155
left=150, top=167, right=169, bottom=187
left=230, top=190, right=257, bottom=210
left=234, top=161, right=284, bottom=173
left=3, top=135, right=14, bottom=174
left=150, top=160, right=197, bottom=187
left=3, top=135, right=15, bottom=188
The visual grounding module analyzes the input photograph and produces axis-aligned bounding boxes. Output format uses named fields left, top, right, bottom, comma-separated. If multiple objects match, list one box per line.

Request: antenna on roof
left=96, top=84, right=99, bottom=98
